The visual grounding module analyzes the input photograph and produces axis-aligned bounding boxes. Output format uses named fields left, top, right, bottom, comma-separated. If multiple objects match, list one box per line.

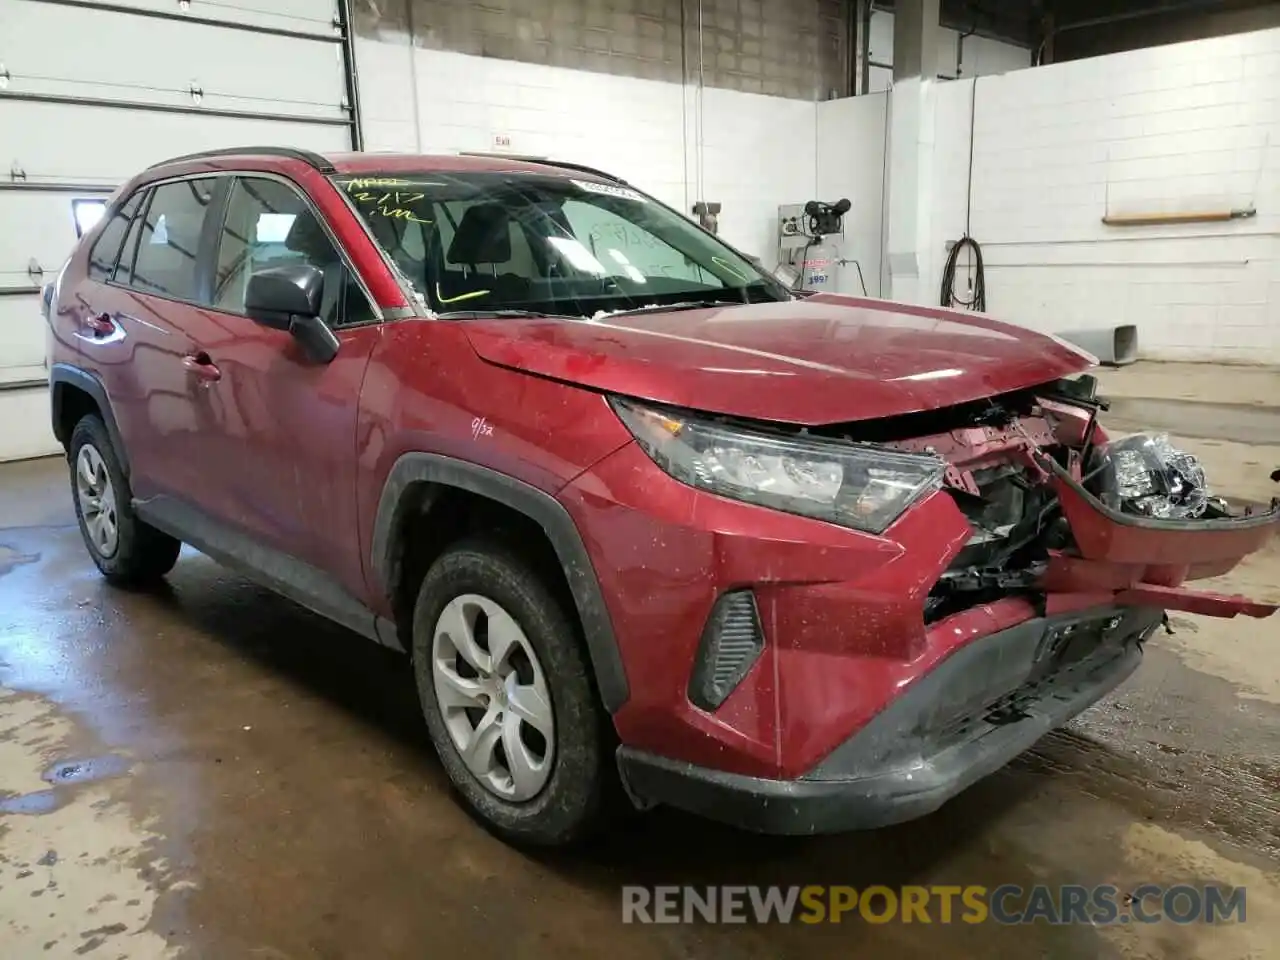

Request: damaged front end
left=825, top=375, right=1280, bottom=624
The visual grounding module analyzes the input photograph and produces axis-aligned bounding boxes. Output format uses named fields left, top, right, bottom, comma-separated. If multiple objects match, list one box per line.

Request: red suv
left=46, top=147, right=1279, bottom=845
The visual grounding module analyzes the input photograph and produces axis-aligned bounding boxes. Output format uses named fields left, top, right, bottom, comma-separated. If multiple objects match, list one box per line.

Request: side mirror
left=244, top=263, right=339, bottom=364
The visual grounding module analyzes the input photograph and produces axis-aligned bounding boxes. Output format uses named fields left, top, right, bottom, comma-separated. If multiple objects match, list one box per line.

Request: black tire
left=68, top=414, right=181, bottom=586
left=411, top=538, right=611, bottom=846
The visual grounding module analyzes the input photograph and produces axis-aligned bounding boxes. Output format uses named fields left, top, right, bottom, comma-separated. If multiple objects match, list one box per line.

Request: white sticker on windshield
left=571, top=179, right=646, bottom=203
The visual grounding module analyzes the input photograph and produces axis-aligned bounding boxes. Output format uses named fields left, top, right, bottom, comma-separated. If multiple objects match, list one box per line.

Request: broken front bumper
left=1041, top=459, right=1280, bottom=619
left=617, top=605, right=1162, bottom=835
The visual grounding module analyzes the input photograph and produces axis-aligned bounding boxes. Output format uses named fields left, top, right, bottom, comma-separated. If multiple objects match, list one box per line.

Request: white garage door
left=0, top=0, right=361, bottom=460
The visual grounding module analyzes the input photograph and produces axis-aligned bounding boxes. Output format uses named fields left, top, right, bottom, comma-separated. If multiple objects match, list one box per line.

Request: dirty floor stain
left=1100, top=822, right=1280, bottom=960
left=0, top=690, right=176, bottom=959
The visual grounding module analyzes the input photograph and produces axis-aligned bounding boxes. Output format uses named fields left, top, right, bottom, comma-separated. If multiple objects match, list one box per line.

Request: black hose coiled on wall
left=940, top=235, right=986, bottom=312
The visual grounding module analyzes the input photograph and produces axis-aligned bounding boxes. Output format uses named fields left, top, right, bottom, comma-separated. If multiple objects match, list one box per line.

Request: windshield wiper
left=436, top=308, right=588, bottom=320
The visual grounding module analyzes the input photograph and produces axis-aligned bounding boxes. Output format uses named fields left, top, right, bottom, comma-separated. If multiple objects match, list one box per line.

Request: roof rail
left=456, top=152, right=625, bottom=184
left=148, top=146, right=336, bottom=174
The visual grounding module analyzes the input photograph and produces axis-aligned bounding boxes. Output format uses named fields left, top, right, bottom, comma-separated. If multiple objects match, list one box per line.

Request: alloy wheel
left=75, top=443, right=119, bottom=558
left=431, top=593, right=556, bottom=801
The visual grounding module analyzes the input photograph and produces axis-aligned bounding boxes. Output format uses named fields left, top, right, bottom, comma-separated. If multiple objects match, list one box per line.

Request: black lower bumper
left=617, top=606, right=1161, bottom=835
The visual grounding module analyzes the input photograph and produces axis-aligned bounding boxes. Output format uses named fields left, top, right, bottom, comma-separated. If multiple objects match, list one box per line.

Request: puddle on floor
left=0, top=544, right=41, bottom=577
left=43, top=753, right=132, bottom=786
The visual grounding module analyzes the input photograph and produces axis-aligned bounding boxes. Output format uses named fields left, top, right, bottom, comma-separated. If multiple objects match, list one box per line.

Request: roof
left=145, top=147, right=619, bottom=183
left=326, top=152, right=617, bottom=182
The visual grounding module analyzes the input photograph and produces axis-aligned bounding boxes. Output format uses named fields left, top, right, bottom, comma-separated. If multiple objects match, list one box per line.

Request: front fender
left=369, top=451, right=629, bottom=713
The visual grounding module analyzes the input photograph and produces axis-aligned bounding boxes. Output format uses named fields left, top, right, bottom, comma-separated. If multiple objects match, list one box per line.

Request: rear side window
left=87, top=192, right=144, bottom=282
left=113, top=188, right=150, bottom=284
left=128, top=178, right=217, bottom=301
left=212, top=176, right=375, bottom=327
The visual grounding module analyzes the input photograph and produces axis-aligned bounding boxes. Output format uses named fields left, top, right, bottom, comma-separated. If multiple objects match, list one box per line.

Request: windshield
left=333, top=171, right=787, bottom=317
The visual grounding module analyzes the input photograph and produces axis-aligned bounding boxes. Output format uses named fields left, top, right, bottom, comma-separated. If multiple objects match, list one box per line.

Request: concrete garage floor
left=1, top=361, right=1277, bottom=960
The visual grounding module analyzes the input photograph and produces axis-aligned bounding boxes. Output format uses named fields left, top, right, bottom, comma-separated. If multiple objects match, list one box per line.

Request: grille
left=688, top=591, right=765, bottom=711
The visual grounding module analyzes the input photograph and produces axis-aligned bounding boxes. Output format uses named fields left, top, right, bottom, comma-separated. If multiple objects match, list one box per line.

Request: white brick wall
left=360, top=27, right=1280, bottom=363
left=355, top=40, right=816, bottom=263
left=926, top=28, right=1280, bottom=363
left=817, top=92, right=889, bottom=296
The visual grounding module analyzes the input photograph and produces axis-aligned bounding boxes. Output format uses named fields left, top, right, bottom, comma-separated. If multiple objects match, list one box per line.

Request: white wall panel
left=3, top=1, right=346, bottom=120
left=410, top=48, right=688, bottom=208
left=868, top=11, right=894, bottom=67
left=0, top=389, right=59, bottom=461
left=961, top=35, right=1033, bottom=77
left=896, top=27, right=1280, bottom=364
left=59, top=0, right=337, bottom=34
left=817, top=92, right=889, bottom=297
left=356, top=43, right=818, bottom=262
left=699, top=87, right=817, bottom=264
left=0, top=194, right=82, bottom=282
left=0, top=100, right=349, bottom=183
left=0, top=297, right=46, bottom=383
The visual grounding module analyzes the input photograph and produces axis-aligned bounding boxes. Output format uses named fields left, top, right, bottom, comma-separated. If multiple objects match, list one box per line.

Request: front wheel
left=411, top=539, right=611, bottom=846
left=69, top=414, right=181, bottom=586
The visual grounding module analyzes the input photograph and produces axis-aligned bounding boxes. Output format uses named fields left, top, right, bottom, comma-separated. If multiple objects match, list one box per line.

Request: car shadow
left=137, top=553, right=1101, bottom=886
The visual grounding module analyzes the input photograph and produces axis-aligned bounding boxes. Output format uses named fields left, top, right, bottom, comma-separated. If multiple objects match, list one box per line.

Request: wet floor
left=1, top=362, right=1278, bottom=959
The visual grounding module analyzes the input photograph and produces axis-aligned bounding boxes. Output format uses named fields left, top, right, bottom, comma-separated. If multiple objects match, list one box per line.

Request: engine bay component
left=1090, top=433, right=1210, bottom=519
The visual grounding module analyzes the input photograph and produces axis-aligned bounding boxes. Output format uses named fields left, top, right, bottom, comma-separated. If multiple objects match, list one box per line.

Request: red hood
left=462, top=294, right=1094, bottom=426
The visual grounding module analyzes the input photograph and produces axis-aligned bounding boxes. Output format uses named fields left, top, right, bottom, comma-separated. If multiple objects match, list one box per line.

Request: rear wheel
left=69, top=415, right=181, bottom=586
left=411, top=539, right=611, bottom=846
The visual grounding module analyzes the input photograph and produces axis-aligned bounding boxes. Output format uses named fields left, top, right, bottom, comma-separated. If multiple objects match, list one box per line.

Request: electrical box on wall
left=777, top=204, right=809, bottom=253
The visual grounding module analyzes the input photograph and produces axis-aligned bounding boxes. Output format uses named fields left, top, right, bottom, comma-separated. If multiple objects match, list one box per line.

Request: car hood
left=462, top=293, right=1095, bottom=426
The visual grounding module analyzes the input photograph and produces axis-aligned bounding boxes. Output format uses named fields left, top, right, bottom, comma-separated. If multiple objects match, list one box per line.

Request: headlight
left=1092, top=433, right=1209, bottom=519
left=611, top=398, right=945, bottom=534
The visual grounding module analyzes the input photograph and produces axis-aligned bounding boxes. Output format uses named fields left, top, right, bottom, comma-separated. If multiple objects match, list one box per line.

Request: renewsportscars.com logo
left=621, top=884, right=1247, bottom=926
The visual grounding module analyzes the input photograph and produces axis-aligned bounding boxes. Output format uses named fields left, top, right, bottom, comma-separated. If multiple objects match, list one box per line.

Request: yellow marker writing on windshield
left=436, top=284, right=491, bottom=304
left=375, top=206, right=431, bottom=223
left=351, top=189, right=430, bottom=222
left=712, top=256, right=751, bottom=283
left=345, top=177, right=408, bottom=191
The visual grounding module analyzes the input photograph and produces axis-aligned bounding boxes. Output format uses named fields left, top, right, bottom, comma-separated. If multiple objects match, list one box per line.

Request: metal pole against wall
left=846, top=0, right=861, bottom=96
left=336, top=0, right=365, bottom=151
left=861, top=0, right=873, bottom=94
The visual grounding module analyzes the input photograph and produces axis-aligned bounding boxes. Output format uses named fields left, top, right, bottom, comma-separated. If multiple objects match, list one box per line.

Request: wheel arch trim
left=49, top=363, right=130, bottom=477
left=371, top=452, right=629, bottom=713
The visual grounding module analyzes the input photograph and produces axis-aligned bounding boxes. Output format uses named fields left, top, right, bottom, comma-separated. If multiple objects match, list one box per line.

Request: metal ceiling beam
left=872, top=0, right=1037, bottom=48
left=1053, top=0, right=1240, bottom=33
